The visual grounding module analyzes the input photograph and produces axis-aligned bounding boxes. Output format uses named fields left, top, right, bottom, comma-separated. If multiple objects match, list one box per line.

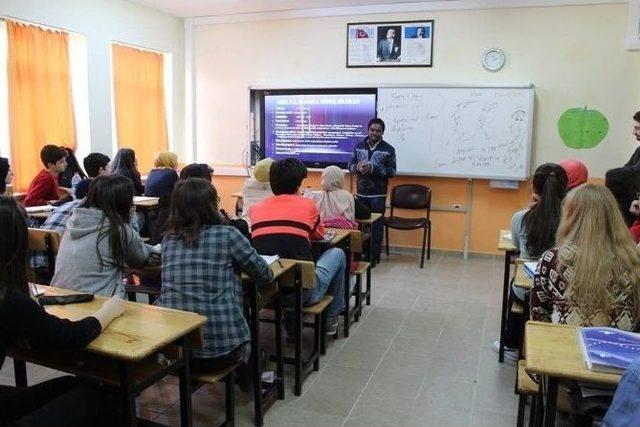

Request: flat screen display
left=261, top=90, right=377, bottom=168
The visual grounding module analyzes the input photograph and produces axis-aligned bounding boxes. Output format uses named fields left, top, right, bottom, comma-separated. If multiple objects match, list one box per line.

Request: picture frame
left=346, top=20, right=434, bottom=68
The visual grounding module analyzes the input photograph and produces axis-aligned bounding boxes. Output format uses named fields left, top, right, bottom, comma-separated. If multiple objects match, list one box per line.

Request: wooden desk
left=12, top=285, right=205, bottom=427
left=513, top=264, right=533, bottom=291
left=243, top=259, right=295, bottom=425
left=356, top=213, right=381, bottom=269
left=497, top=229, right=519, bottom=363
left=133, top=196, right=159, bottom=209
left=525, top=321, right=621, bottom=426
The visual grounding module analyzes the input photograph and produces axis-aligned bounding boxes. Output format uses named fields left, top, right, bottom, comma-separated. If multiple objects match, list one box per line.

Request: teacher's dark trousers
left=357, top=195, right=386, bottom=264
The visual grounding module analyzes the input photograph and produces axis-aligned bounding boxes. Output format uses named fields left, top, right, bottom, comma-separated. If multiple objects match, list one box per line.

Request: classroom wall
left=0, top=0, right=185, bottom=158
left=196, top=3, right=639, bottom=254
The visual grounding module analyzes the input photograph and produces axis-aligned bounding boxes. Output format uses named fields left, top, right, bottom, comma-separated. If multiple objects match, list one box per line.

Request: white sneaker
left=491, top=339, right=519, bottom=362
left=325, top=317, right=338, bottom=335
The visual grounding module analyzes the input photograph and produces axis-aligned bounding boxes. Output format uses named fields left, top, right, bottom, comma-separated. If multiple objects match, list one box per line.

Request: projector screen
left=261, top=89, right=377, bottom=168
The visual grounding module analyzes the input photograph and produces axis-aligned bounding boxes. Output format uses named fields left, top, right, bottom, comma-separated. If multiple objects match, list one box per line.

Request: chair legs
left=385, top=226, right=390, bottom=257
left=420, top=226, right=427, bottom=269
left=427, top=224, right=431, bottom=260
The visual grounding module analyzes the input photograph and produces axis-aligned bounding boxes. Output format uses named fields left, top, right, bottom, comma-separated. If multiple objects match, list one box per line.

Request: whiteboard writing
left=377, top=87, right=533, bottom=180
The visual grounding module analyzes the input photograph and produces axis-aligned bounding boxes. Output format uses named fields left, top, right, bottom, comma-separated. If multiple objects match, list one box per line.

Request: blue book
left=579, top=327, right=640, bottom=374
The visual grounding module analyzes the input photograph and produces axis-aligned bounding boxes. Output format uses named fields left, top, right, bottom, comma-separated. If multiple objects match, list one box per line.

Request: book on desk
left=579, top=327, right=640, bottom=374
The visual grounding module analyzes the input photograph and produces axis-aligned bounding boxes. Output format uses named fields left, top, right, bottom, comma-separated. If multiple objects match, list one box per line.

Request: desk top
left=40, top=286, right=206, bottom=362
left=356, top=212, right=382, bottom=225
left=133, top=196, right=159, bottom=208
left=524, top=321, right=621, bottom=386
left=498, top=229, right=517, bottom=252
left=513, top=264, right=533, bottom=290
left=322, top=228, right=351, bottom=246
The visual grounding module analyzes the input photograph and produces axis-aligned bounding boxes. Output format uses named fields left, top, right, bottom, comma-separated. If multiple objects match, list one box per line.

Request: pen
left=277, top=259, right=284, bottom=268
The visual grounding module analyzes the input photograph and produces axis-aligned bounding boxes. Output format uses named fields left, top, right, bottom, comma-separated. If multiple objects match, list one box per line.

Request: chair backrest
left=27, top=228, right=61, bottom=253
left=349, top=230, right=363, bottom=254
left=390, top=185, right=431, bottom=216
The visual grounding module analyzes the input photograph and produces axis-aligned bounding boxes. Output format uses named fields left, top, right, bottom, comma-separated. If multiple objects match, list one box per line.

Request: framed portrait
left=346, top=20, right=434, bottom=67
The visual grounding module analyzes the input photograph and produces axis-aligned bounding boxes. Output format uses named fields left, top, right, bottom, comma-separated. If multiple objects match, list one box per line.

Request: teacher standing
left=348, top=118, right=396, bottom=264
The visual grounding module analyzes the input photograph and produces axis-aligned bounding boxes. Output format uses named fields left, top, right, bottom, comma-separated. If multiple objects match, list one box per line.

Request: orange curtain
left=7, top=21, right=76, bottom=191
left=112, top=44, right=168, bottom=174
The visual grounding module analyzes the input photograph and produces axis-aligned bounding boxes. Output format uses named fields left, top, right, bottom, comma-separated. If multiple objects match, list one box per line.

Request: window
left=0, top=18, right=90, bottom=191
left=111, top=43, right=172, bottom=173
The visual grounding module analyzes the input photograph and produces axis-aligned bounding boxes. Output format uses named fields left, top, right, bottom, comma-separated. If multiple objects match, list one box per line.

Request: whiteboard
left=377, top=86, right=534, bottom=180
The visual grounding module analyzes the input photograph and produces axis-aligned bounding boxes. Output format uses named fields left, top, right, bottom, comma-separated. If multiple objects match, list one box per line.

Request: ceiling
left=127, top=0, right=456, bottom=18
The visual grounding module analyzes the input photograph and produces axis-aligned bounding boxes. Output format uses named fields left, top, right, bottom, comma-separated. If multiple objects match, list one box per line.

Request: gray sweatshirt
left=51, top=207, right=151, bottom=297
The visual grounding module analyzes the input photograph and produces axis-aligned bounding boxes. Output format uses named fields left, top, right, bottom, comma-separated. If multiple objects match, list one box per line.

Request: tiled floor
left=0, top=252, right=525, bottom=426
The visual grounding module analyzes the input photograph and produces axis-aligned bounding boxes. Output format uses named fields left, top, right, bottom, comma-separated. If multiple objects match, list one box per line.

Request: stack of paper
left=25, top=205, right=55, bottom=213
left=260, top=255, right=280, bottom=265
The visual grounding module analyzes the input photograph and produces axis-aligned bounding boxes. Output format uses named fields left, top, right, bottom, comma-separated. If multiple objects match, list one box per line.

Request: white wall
left=0, top=0, right=185, bottom=158
left=194, top=3, right=640, bottom=177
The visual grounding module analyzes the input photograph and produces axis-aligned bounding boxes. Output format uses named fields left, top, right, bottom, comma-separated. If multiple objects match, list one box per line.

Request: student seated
left=57, top=147, right=87, bottom=193
left=144, top=151, right=179, bottom=198
left=83, top=152, right=111, bottom=179
left=24, top=145, right=69, bottom=207
left=531, top=184, right=640, bottom=421
left=250, top=158, right=346, bottom=335
left=155, top=178, right=272, bottom=381
left=241, top=157, right=274, bottom=219
left=51, top=175, right=153, bottom=297
left=602, top=357, right=640, bottom=427
left=306, top=165, right=370, bottom=227
left=492, top=163, right=568, bottom=360
left=530, top=183, right=640, bottom=330
left=109, top=148, right=144, bottom=196
left=0, top=156, right=13, bottom=195
left=30, top=178, right=93, bottom=274
left=0, top=195, right=125, bottom=427
left=559, top=158, right=588, bottom=190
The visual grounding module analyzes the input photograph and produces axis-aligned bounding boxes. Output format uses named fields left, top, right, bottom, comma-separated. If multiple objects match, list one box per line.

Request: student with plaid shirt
left=155, top=178, right=273, bottom=378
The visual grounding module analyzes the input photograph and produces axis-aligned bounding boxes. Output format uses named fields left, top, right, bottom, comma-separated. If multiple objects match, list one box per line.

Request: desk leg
left=294, top=268, right=303, bottom=397
left=179, top=335, right=193, bottom=427
left=342, top=240, right=351, bottom=338
left=119, top=362, right=137, bottom=427
left=543, top=377, right=558, bottom=427
left=498, top=250, right=512, bottom=363
left=274, top=286, right=285, bottom=400
left=13, top=359, right=27, bottom=387
left=250, top=283, right=264, bottom=427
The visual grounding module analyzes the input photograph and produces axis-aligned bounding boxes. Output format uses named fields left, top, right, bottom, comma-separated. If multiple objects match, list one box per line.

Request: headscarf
left=308, top=166, right=355, bottom=221
left=253, top=158, right=274, bottom=183
left=559, top=159, right=588, bottom=190
left=0, top=157, right=10, bottom=194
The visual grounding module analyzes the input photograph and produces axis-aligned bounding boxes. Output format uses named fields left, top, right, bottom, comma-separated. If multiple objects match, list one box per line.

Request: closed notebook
left=578, top=327, right=640, bottom=374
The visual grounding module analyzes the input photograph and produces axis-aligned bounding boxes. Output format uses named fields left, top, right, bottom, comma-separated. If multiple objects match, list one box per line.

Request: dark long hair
left=82, top=175, right=135, bottom=270
left=57, top=147, right=87, bottom=189
left=110, top=148, right=139, bottom=177
left=605, top=166, right=640, bottom=227
left=522, top=163, right=568, bottom=257
left=165, top=178, right=224, bottom=247
left=0, top=157, right=10, bottom=194
left=0, top=196, right=30, bottom=303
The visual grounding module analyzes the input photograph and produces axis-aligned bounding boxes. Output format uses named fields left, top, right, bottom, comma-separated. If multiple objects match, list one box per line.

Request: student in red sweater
left=24, top=145, right=69, bottom=207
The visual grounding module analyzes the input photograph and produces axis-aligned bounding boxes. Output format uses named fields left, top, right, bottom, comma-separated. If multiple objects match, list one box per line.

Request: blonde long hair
left=556, top=184, right=640, bottom=319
